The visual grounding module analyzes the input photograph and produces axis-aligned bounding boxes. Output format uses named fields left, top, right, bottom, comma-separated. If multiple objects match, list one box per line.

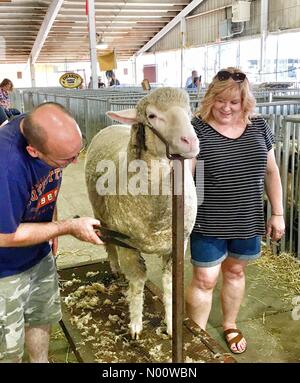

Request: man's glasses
left=39, top=143, right=86, bottom=168
left=63, top=144, right=86, bottom=164
left=216, top=70, right=246, bottom=83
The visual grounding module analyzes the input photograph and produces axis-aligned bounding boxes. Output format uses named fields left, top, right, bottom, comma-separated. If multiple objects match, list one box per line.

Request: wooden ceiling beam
left=0, top=11, right=46, bottom=16
left=0, top=21, right=42, bottom=26
left=59, top=6, right=182, bottom=17
left=0, top=17, right=45, bottom=22
left=0, top=1, right=49, bottom=8
left=0, top=33, right=37, bottom=37
left=0, top=0, right=190, bottom=63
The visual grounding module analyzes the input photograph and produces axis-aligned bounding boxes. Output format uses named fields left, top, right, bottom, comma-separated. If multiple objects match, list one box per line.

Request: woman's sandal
left=224, top=328, right=247, bottom=354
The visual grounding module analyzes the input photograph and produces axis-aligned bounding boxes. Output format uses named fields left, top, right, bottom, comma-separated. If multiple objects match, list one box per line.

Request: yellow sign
left=97, top=51, right=117, bottom=71
left=59, top=72, right=83, bottom=89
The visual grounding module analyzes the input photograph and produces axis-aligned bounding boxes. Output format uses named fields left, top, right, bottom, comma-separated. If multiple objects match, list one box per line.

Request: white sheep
left=85, top=87, right=199, bottom=339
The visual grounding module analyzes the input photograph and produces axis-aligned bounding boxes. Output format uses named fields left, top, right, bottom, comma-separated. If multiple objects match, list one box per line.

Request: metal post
left=66, top=96, right=70, bottom=111
left=132, top=57, right=137, bottom=85
left=84, top=98, right=89, bottom=143
left=297, top=130, right=300, bottom=259
left=237, top=40, right=240, bottom=68
left=87, top=0, right=98, bottom=89
left=29, top=56, right=36, bottom=88
left=289, top=123, right=296, bottom=254
left=281, top=120, right=291, bottom=252
left=180, top=18, right=186, bottom=88
left=143, top=126, right=186, bottom=363
left=172, top=157, right=184, bottom=363
left=298, top=175, right=300, bottom=259
left=19, top=90, right=24, bottom=113
left=259, top=0, right=268, bottom=83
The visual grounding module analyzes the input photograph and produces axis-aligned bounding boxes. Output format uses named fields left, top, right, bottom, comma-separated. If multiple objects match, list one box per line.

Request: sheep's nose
left=180, top=135, right=198, bottom=146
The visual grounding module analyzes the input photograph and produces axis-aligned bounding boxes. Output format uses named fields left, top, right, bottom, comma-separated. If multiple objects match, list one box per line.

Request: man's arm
left=264, top=149, right=285, bottom=241
left=0, top=217, right=103, bottom=247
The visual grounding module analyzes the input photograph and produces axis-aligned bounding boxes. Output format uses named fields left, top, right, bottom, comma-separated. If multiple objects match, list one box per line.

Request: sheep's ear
left=106, top=109, right=138, bottom=124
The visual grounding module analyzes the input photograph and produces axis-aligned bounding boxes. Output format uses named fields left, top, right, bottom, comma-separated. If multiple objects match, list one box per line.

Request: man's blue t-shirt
left=0, top=116, right=63, bottom=278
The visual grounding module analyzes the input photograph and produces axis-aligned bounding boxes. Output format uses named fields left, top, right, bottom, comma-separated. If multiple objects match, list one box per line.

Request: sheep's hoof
left=130, top=324, right=142, bottom=340
left=131, top=332, right=140, bottom=340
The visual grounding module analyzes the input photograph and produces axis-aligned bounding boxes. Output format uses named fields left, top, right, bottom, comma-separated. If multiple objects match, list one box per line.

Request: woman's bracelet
left=272, top=213, right=284, bottom=216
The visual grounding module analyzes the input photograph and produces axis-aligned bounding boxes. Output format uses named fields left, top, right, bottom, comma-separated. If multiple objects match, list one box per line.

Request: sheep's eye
left=148, top=114, right=156, bottom=119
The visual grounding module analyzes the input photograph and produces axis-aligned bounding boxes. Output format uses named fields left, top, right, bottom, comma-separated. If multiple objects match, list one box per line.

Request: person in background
left=0, top=102, right=103, bottom=363
left=187, top=75, right=201, bottom=89
left=109, top=72, right=120, bottom=86
left=105, top=70, right=114, bottom=82
left=185, top=70, right=199, bottom=88
left=185, top=67, right=285, bottom=354
left=98, top=76, right=106, bottom=88
left=0, top=78, right=21, bottom=119
left=87, top=76, right=93, bottom=89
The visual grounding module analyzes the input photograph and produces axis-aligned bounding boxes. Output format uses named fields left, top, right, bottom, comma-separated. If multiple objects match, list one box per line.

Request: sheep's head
left=106, top=87, right=199, bottom=159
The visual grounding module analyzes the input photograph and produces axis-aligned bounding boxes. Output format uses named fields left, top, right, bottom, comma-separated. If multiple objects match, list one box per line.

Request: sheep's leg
left=117, top=248, right=147, bottom=340
left=106, top=244, right=121, bottom=275
left=162, top=254, right=172, bottom=337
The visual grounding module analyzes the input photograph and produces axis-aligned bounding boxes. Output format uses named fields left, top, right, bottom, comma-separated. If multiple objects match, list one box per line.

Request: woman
left=0, top=78, right=21, bottom=119
left=185, top=67, right=285, bottom=354
left=109, top=73, right=120, bottom=86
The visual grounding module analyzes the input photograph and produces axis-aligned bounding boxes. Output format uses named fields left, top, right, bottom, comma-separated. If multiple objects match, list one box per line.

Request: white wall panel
left=191, top=0, right=233, bottom=15
left=149, top=23, right=181, bottom=52
left=148, top=0, right=300, bottom=54
left=269, top=0, right=300, bottom=31
left=187, top=10, right=225, bottom=46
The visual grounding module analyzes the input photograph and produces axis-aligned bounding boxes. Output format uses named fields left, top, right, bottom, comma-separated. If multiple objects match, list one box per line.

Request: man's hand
left=69, top=217, right=103, bottom=245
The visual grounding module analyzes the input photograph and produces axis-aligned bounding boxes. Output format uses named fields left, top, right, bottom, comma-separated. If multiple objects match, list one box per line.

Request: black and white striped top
left=192, top=115, right=274, bottom=239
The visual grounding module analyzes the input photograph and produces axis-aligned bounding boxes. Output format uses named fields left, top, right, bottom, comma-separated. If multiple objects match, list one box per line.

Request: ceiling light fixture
left=96, top=34, right=108, bottom=49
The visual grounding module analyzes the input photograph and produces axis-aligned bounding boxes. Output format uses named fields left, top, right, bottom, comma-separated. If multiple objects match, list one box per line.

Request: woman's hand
left=266, top=215, right=285, bottom=241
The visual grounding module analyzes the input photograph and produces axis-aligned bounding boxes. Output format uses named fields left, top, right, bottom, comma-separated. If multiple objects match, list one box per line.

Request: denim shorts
left=190, top=232, right=261, bottom=268
left=0, top=253, right=61, bottom=362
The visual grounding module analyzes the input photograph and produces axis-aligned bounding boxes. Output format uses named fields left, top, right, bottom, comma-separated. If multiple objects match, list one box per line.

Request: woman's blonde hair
left=196, top=67, right=256, bottom=124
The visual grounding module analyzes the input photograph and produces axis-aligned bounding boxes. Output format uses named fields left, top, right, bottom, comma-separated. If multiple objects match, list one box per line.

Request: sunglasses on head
left=216, top=70, right=246, bottom=82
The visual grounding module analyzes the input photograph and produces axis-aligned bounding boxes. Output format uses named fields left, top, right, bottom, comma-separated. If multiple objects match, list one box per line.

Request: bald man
left=0, top=102, right=103, bottom=363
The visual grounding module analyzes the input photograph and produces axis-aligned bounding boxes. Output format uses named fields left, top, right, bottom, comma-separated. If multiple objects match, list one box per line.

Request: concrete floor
left=51, top=157, right=300, bottom=363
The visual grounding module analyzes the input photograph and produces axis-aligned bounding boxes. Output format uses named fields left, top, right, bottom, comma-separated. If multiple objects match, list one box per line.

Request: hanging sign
left=97, top=51, right=117, bottom=71
left=59, top=72, right=83, bottom=89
